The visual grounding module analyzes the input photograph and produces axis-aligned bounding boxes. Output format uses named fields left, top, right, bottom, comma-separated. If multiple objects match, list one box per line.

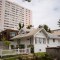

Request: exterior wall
left=0, top=41, right=4, bottom=49
left=46, top=47, right=60, bottom=60
left=0, top=29, right=18, bottom=41
left=58, top=40, right=60, bottom=46
left=0, top=0, right=32, bottom=31
left=20, top=37, right=33, bottom=48
left=20, top=38, right=30, bottom=48
left=47, top=39, right=59, bottom=47
left=10, top=41, right=17, bottom=48
left=33, top=31, right=60, bottom=53
left=34, top=31, right=47, bottom=53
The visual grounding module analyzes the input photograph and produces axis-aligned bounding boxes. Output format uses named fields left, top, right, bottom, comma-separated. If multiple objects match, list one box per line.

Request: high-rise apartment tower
left=0, top=0, right=32, bottom=31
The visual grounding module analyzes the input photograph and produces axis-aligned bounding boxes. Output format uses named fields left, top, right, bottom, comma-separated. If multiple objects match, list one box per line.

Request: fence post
left=18, top=48, right=20, bottom=54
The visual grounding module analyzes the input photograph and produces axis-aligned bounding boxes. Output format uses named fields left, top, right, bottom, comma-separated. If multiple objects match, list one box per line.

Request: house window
left=19, top=44, right=25, bottom=49
left=11, top=45, right=15, bottom=49
left=35, top=37, right=37, bottom=44
left=10, top=32, right=16, bottom=37
left=47, top=39, right=49, bottom=44
left=43, top=38, right=46, bottom=44
left=53, top=39, right=55, bottom=42
left=39, top=38, right=41, bottom=44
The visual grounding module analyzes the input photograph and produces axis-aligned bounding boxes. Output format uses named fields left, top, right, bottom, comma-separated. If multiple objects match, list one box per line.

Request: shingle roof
left=48, top=33, right=60, bottom=39
left=11, top=28, right=41, bottom=39
left=11, top=28, right=60, bottom=40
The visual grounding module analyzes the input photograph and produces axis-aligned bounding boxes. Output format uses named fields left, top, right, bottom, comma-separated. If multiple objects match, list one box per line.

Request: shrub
left=34, top=52, right=53, bottom=60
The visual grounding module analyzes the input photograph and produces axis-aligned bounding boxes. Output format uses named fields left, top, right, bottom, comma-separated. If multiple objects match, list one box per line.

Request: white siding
left=47, top=39, right=59, bottom=47
left=20, top=38, right=31, bottom=48
left=34, top=31, right=47, bottom=52
left=10, top=41, right=17, bottom=47
left=33, top=31, right=60, bottom=53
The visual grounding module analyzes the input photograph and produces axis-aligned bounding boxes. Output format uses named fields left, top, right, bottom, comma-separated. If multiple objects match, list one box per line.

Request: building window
left=43, top=38, right=46, bottom=44
left=19, top=44, right=25, bottom=49
left=39, top=38, right=41, bottom=44
left=53, top=39, right=55, bottom=42
left=10, top=32, right=16, bottom=37
left=47, top=39, right=49, bottom=44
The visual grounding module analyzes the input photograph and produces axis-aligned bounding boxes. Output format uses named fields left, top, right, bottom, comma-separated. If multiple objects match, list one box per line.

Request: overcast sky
left=8, top=0, right=60, bottom=29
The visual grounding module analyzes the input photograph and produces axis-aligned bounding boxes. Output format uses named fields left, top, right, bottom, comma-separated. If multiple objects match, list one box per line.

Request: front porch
left=9, top=36, right=34, bottom=52
left=0, top=36, right=34, bottom=56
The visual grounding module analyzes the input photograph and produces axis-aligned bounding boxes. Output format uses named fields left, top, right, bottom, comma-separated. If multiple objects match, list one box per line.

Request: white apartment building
left=0, top=0, right=32, bottom=32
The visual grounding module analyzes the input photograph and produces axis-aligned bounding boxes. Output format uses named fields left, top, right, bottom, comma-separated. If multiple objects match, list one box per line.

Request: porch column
left=9, top=45, right=11, bottom=50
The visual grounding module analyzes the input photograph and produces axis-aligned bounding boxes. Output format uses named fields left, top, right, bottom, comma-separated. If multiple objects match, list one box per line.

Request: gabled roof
left=11, top=28, right=42, bottom=39
left=11, top=28, right=60, bottom=40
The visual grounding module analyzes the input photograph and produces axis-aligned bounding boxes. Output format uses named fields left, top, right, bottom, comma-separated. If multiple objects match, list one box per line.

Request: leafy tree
left=38, top=25, right=43, bottom=28
left=1, top=36, right=10, bottom=46
left=38, top=25, right=51, bottom=33
left=48, top=28, right=51, bottom=33
left=19, top=23, right=21, bottom=30
left=26, top=25, right=33, bottom=29
left=25, top=0, right=31, bottom=2
left=43, top=25, right=48, bottom=32
left=22, top=23, right=24, bottom=28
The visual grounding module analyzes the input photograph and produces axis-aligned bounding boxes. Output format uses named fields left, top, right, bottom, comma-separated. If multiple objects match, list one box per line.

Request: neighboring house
left=11, top=27, right=60, bottom=53
left=0, top=29, right=18, bottom=49
left=52, top=29, right=60, bottom=37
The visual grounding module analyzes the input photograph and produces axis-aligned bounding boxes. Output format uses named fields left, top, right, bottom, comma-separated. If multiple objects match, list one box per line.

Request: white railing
left=0, top=48, right=30, bottom=57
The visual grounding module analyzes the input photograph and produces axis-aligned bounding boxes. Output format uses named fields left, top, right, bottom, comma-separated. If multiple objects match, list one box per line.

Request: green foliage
left=4, top=57, right=16, bottom=60
left=2, top=53, right=53, bottom=60
left=43, top=25, right=48, bottom=32
left=38, top=25, right=43, bottom=28
left=48, top=28, right=51, bottom=33
left=43, top=25, right=52, bottom=33
left=39, top=24, right=51, bottom=33
left=1, top=36, right=10, bottom=46
left=25, top=0, right=31, bottom=2
left=19, top=23, right=24, bottom=30
left=35, top=52, right=46, bottom=57
left=22, top=23, right=24, bottom=28
left=26, top=25, right=33, bottom=29
left=27, top=45, right=34, bottom=53
left=4, top=41, right=10, bottom=45
left=19, top=23, right=21, bottom=30
left=35, top=52, right=53, bottom=60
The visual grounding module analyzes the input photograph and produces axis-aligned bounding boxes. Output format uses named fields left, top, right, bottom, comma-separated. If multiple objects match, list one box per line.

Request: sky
left=8, top=0, right=60, bottom=29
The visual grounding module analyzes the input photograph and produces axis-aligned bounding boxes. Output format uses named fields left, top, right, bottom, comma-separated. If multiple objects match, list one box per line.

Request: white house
left=11, top=27, right=60, bottom=53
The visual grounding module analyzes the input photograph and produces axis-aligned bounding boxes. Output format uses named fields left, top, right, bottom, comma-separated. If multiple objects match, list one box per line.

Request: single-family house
left=11, top=27, right=60, bottom=53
